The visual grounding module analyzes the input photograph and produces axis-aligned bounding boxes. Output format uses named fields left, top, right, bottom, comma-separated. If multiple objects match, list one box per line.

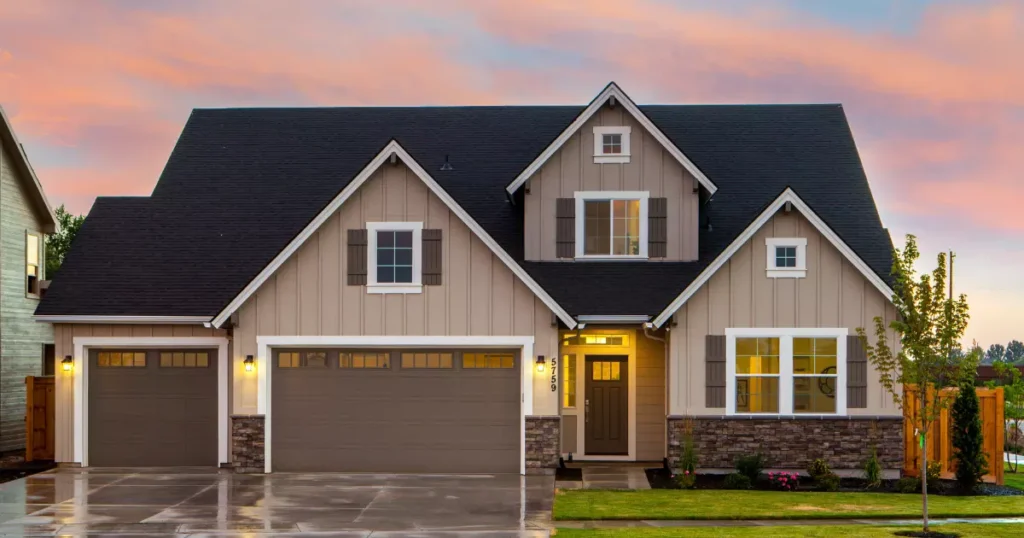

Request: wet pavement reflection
left=0, top=468, right=553, bottom=536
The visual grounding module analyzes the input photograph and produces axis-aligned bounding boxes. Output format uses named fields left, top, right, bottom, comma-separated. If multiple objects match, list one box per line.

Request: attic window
left=766, top=238, right=807, bottom=278
left=593, top=126, right=631, bottom=164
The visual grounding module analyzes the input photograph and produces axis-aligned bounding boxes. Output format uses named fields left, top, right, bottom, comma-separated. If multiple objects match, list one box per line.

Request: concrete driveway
left=0, top=467, right=554, bottom=537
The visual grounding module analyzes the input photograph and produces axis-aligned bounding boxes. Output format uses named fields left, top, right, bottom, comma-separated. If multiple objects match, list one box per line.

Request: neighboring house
left=0, top=106, right=58, bottom=453
left=36, top=83, right=903, bottom=474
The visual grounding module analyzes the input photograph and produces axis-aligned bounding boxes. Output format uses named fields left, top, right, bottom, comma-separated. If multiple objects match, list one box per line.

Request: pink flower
left=684, top=470, right=690, bottom=475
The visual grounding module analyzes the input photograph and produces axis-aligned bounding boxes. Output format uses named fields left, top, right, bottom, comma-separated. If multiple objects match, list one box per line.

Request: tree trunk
left=921, top=392, right=930, bottom=533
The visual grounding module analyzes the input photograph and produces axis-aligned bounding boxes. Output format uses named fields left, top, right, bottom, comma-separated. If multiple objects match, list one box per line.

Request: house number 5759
left=550, top=356, right=558, bottom=392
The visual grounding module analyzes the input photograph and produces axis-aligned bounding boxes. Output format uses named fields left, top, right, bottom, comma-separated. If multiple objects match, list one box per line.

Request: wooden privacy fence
left=25, top=376, right=55, bottom=462
left=903, top=385, right=1004, bottom=485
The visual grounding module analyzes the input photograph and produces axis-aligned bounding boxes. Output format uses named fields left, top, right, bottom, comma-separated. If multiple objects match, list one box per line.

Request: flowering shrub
left=767, top=471, right=799, bottom=491
left=673, top=469, right=697, bottom=489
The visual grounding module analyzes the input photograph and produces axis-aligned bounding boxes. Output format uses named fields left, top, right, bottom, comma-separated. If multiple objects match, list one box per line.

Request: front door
left=584, top=355, right=628, bottom=455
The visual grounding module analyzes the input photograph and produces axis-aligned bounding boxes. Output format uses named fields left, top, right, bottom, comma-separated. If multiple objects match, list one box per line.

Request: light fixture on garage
left=244, top=355, right=255, bottom=372
left=535, top=357, right=545, bottom=373
left=62, top=355, right=73, bottom=372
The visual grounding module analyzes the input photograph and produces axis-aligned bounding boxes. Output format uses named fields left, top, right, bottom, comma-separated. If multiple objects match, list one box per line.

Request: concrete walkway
left=556, top=516, right=1024, bottom=529
left=557, top=466, right=651, bottom=490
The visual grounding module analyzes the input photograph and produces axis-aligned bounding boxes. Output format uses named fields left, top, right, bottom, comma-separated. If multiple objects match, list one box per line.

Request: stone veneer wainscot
left=668, top=416, right=903, bottom=471
left=231, top=415, right=265, bottom=474
left=525, top=417, right=560, bottom=474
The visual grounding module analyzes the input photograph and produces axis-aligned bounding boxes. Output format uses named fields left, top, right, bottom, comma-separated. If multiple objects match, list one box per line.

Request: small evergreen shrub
left=724, top=472, right=752, bottom=490
left=896, top=476, right=920, bottom=494
left=735, top=453, right=766, bottom=482
left=807, top=458, right=832, bottom=481
left=816, top=472, right=841, bottom=492
left=952, top=381, right=989, bottom=492
left=863, top=448, right=882, bottom=490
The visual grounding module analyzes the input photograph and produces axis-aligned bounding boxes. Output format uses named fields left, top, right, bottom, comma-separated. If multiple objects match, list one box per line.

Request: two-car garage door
left=271, top=349, right=521, bottom=473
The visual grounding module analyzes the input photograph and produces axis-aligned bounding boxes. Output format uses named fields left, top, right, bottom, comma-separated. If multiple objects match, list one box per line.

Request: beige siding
left=230, top=161, right=560, bottom=415
left=635, top=329, right=667, bottom=461
left=52, top=324, right=227, bottom=463
left=561, top=414, right=578, bottom=454
left=523, top=105, right=699, bottom=261
left=0, top=141, right=54, bottom=452
left=668, top=210, right=900, bottom=417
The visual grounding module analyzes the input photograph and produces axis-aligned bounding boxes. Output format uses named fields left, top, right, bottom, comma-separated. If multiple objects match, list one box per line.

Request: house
left=0, top=106, right=58, bottom=453
left=36, top=83, right=903, bottom=474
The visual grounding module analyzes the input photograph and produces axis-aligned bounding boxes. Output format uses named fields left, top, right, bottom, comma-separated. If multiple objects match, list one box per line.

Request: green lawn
left=554, top=523, right=1024, bottom=538
left=1005, top=464, right=1024, bottom=490
left=554, top=489, right=1024, bottom=520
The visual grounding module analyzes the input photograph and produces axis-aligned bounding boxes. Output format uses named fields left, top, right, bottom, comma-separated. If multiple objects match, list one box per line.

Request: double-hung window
left=574, top=191, right=648, bottom=258
left=367, top=222, right=422, bottom=294
left=726, top=328, right=846, bottom=416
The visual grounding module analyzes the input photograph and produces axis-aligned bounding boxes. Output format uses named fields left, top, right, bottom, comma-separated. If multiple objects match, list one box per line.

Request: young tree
left=858, top=235, right=980, bottom=533
left=45, top=205, right=86, bottom=279
left=986, top=360, right=1024, bottom=472
left=952, top=381, right=988, bottom=492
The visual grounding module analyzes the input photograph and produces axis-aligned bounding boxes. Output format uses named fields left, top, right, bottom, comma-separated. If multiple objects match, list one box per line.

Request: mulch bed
left=0, top=454, right=55, bottom=485
left=645, top=468, right=1023, bottom=496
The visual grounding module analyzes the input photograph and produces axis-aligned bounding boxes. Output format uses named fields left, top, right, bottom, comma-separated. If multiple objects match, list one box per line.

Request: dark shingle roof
left=38, top=104, right=891, bottom=318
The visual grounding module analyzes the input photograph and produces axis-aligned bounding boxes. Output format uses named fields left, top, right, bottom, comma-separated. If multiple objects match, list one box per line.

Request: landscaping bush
left=896, top=476, right=921, bottom=494
left=674, top=469, right=696, bottom=489
left=952, top=381, right=988, bottom=492
left=927, top=460, right=943, bottom=492
left=767, top=471, right=799, bottom=491
left=723, top=472, right=752, bottom=490
left=807, top=458, right=831, bottom=481
left=735, top=453, right=766, bottom=482
left=864, top=448, right=882, bottom=490
left=816, top=472, right=841, bottom=492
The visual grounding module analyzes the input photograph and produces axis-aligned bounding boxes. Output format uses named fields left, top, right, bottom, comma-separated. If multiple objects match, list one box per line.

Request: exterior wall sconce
left=62, top=355, right=73, bottom=372
left=244, top=355, right=255, bottom=372
left=535, top=356, right=545, bottom=373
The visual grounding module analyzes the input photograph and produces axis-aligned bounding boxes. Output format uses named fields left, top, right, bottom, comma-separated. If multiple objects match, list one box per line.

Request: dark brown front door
left=585, top=355, right=628, bottom=455
left=89, top=349, right=218, bottom=467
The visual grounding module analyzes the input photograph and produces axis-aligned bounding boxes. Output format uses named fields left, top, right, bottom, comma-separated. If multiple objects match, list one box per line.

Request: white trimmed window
left=766, top=237, right=807, bottom=278
left=725, top=328, right=846, bottom=416
left=593, top=126, right=631, bottom=163
left=26, top=232, right=42, bottom=297
left=574, top=191, right=649, bottom=258
left=367, top=221, right=422, bottom=294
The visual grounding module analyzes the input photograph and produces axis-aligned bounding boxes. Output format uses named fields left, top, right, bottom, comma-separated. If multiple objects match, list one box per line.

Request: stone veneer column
left=231, top=415, right=265, bottom=473
left=667, top=416, right=903, bottom=471
left=525, top=416, right=560, bottom=474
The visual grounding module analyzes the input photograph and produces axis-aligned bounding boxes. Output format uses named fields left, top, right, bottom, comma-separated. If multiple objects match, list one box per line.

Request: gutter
left=34, top=315, right=211, bottom=324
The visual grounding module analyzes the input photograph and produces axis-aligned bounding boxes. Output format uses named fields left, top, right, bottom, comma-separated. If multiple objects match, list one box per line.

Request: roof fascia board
left=651, top=188, right=895, bottom=328
left=576, top=315, right=651, bottom=324
left=34, top=315, right=211, bottom=324
left=210, top=140, right=577, bottom=330
left=505, top=82, right=717, bottom=197
left=0, top=106, right=58, bottom=233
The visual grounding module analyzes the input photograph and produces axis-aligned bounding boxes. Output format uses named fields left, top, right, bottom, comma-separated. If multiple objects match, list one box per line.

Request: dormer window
left=593, top=126, right=631, bottom=163
left=575, top=191, right=649, bottom=258
left=766, top=238, right=807, bottom=278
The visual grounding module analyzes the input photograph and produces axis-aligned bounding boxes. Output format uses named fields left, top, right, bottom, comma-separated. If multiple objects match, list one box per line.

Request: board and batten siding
left=52, top=324, right=228, bottom=463
left=231, top=161, right=560, bottom=416
left=635, top=328, right=667, bottom=461
left=0, top=141, right=53, bottom=452
left=668, top=210, right=900, bottom=417
left=523, top=105, right=699, bottom=261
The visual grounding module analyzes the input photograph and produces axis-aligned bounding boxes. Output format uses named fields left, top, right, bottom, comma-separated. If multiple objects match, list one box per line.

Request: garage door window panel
left=159, top=351, right=210, bottom=368
left=277, top=351, right=330, bottom=368
left=401, top=352, right=453, bottom=369
left=97, top=351, right=146, bottom=367
left=462, top=353, right=515, bottom=369
left=340, top=352, right=391, bottom=369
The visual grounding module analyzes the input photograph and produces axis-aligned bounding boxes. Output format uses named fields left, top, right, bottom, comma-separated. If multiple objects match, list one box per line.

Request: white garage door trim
left=72, top=336, right=230, bottom=467
left=257, top=335, right=536, bottom=475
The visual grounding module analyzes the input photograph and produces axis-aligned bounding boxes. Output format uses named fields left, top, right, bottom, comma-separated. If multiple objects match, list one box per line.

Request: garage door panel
left=272, top=349, right=520, bottom=473
left=89, top=349, right=217, bottom=467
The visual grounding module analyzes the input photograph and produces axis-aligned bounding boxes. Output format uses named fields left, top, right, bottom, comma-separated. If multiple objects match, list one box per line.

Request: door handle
left=585, top=399, right=589, bottom=423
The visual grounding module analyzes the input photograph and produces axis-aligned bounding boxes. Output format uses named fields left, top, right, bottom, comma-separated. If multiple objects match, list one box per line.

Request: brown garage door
left=89, top=349, right=217, bottom=466
left=272, top=349, right=520, bottom=473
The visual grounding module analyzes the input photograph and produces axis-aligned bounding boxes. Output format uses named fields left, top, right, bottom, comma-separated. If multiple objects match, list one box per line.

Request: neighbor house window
left=26, top=233, right=41, bottom=297
left=592, top=126, right=631, bottom=163
left=367, top=222, right=422, bottom=294
left=575, top=191, right=649, bottom=258
left=726, top=329, right=847, bottom=416
left=765, top=238, right=807, bottom=278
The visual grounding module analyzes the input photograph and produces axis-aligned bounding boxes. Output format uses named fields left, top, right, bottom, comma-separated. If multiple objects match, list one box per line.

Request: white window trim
left=766, top=237, right=807, bottom=278
left=26, top=231, right=42, bottom=299
left=725, top=327, right=847, bottom=417
left=366, top=221, right=423, bottom=294
left=574, top=191, right=649, bottom=259
left=593, top=126, right=631, bottom=164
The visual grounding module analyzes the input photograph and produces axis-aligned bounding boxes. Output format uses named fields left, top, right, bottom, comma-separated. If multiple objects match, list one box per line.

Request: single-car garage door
left=272, top=349, right=520, bottom=473
left=89, top=349, right=217, bottom=466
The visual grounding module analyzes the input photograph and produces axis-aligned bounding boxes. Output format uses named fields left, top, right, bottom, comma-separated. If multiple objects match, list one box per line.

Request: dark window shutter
left=422, top=229, right=443, bottom=285
left=556, top=198, right=575, bottom=258
left=847, top=335, right=868, bottom=408
left=648, top=197, right=668, bottom=258
left=347, top=229, right=368, bottom=286
left=706, top=335, right=726, bottom=408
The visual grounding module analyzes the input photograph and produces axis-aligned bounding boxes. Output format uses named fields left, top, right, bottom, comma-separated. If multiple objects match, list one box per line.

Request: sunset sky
left=1, top=1, right=1021, bottom=346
